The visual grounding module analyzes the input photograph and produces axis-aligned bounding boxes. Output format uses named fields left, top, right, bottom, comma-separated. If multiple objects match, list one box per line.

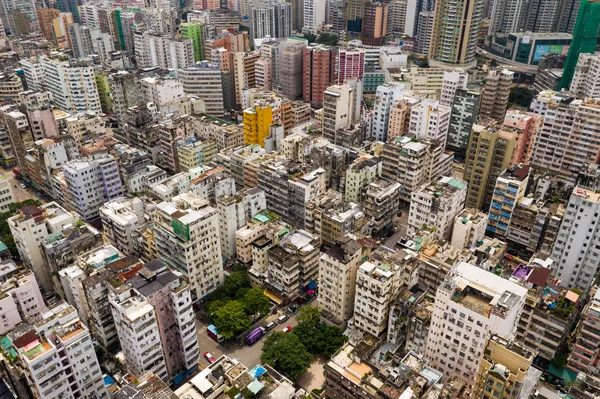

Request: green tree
left=206, top=298, right=230, bottom=320
left=213, top=300, right=251, bottom=340
left=316, top=325, right=348, bottom=357
left=304, top=33, right=317, bottom=43
left=551, top=353, right=569, bottom=369
left=241, top=287, right=270, bottom=316
left=223, top=271, right=250, bottom=297
left=297, top=306, right=321, bottom=328
left=261, top=332, right=313, bottom=380
left=316, top=33, right=339, bottom=46
left=508, top=86, right=534, bottom=108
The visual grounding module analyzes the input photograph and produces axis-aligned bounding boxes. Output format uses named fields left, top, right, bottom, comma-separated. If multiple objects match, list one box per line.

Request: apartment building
left=0, top=267, right=44, bottom=334
left=337, top=48, right=365, bottom=84
left=440, top=70, right=469, bottom=106
left=4, top=109, right=33, bottom=171
left=100, top=197, right=147, bottom=256
left=372, top=83, right=404, bottom=142
left=408, top=99, right=452, bottom=146
left=447, top=89, right=482, bottom=153
left=63, top=155, right=124, bottom=221
left=0, top=174, right=14, bottom=212
left=472, top=335, right=534, bottom=399
left=305, top=192, right=366, bottom=244
left=177, top=140, right=218, bottom=172
left=322, top=81, right=362, bottom=143
left=153, top=193, right=223, bottom=299
left=451, top=209, right=488, bottom=249
left=424, top=262, right=527, bottom=383
left=303, top=45, right=337, bottom=106
left=463, top=123, right=517, bottom=211
left=109, top=70, right=141, bottom=121
left=570, top=52, right=600, bottom=98
left=345, top=155, right=382, bottom=203
left=361, top=179, right=402, bottom=236
left=479, top=69, right=514, bottom=121
left=568, top=287, right=600, bottom=374
left=408, top=176, right=467, bottom=241
left=135, top=31, right=194, bottom=71
left=388, top=98, right=421, bottom=139
left=487, top=164, right=530, bottom=238
left=179, top=62, right=225, bottom=117
left=551, top=187, right=600, bottom=293
left=8, top=202, right=79, bottom=292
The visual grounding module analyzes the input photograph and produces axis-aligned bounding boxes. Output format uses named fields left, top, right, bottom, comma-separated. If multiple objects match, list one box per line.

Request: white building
left=322, top=83, right=358, bottom=142
left=424, top=262, right=527, bottom=383
left=179, top=61, right=225, bottom=117
left=13, top=303, right=108, bottom=399
left=100, top=197, right=147, bottom=256
left=153, top=193, right=223, bottom=299
left=451, top=209, right=488, bottom=249
left=63, top=156, right=124, bottom=222
left=304, top=0, right=326, bottom=29
left=551, top=187, right=600, bottom=293
left=40, top=56, right=101, bottom=114
left=135, top=31, right=195, bottom=71
left=408, top=176, right=467, bottom=241
left=140, top=77, right=185, bottom=114
left=570, top=52, right=600, bottom=99
left=0, top=173, right=15, bottom=212
left=58, top=265, right=89, bottom=325
left=8, top=202, right=79, bottom=292
left=440, top=70, right=469, bottom=106
left=372, top=83, right=404, bottom=142
left=0, top=267, right=45, bottom=334
left=318, top=235, right=364, bottom=329
left=216, top=187, right=266, bottom=259
left=408, top=99, right=452, bottom=146
left=19, top=57, right=44, bottom=92
left=352, top=260, right=403, bottom=337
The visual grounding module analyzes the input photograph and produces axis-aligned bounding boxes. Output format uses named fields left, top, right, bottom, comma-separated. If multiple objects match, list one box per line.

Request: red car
left=203, top=352, right=216, bottom=363
left=282, top=325, right=292, bottom=333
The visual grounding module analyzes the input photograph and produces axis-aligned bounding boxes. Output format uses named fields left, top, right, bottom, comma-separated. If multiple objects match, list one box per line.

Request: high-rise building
left=303, top=45, right=337, bottom=106
left=568, top=287, right=600, bottom=373
left=249, top=0, right=292, bottom=41
left=487, top=164, right=530, bottom=238
left=560, top=0, right=600, bottom=89
left=280, top=39, right=308, bottom=101
left=346, top=0, right=366, bottom=36
left=135, top=31, right=195, bottom=71
left=322, top=81, right=362, bottom=142
left=414, top=11, right=434, bottom=55
left=451, top=209, right=488, bottom=249
left=429, top=0, right=483, bottom=68
left=304, top=0, right=326, bottom=29
left=179, top=62, right=225, bottom=117
left=522, top=0, right=562, bottom=32
left=232, top=51, right=260, bottom=108
left=37, top=8, right=60, bottom=40
left=472, top=335, right=534, bottom=399
left=326, top=0, right=346, bottom=36
left=362, top=2, right=388, bottom=46
left=109, top=70, right=141, bottom=121
left=154, top=193, right=223, bottom=299
left=408, top=99, right=452, bottom=146
left=63, top=156, right=124, bottom=221
left=180, top=22, right=204, bottom=62
left=408, top=176, right=468, bottom=240
left=464, top=123, right=517, bottom=211
left=551, top=187, right=600, bottom=293
left=372, top=83, right=404, bottom=141
left=68, top=23, right=94, bottom=59
left=440, top=70, right=469, bottom=107
left=447, top=89, right=482, bottom=152
left=557, top=0, right=582, bottom=33
left=479, top=69, right=514, bottom=121
left=570, top=52, right=600, bottom=97
left=337, top=48, right=365, bottom=84
left=424, top=262, right=527, bottom=382
left=387, top=0, right=407, bottom=35
left=100, top=197, right=147, bottom=256
left=488, top=0, right=526, bottom=35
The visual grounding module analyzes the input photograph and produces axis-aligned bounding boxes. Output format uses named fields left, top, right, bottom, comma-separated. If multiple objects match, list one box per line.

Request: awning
left=263, top=290, right=283, bottom=305
left=307, top=281, right=317, bottom=290
left=12, top=169, right=19, bottom=175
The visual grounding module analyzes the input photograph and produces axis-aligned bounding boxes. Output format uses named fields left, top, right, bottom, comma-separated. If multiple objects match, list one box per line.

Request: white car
left=20, top=184, right=26, bottom=189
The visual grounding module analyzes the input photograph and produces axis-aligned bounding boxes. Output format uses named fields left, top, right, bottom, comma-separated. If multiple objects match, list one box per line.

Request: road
left=383, top=207, right=409, bottom=249
left=475, top=47, right=538, bottom=74
left=4, top=169, right=42, bottom=203
left=195, top=309, right=300, bottom=371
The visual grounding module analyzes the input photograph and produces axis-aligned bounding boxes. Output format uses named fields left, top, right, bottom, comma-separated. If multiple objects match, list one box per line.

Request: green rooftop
left=0, top=241, right=7, bottom=252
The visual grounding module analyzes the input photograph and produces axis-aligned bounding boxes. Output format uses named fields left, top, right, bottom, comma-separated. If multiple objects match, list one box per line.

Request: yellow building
left=243, top=103, right=273, bottom=147
left=472, top=335, right=533, bottom=399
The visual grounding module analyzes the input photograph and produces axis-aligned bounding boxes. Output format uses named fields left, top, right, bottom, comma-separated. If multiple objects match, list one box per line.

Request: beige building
left=479, top=69, right=514, bottom=121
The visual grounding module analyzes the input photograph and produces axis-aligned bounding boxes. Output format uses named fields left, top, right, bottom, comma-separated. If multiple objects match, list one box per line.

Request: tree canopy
left=304, top=33, right=317, bottom=43
left=292, top=306, right=348, bottom=358
left=508, top=86, right=534, bottom=108
left=240, top=287, right=270, bottom=316
left=261, top=332, right=313, bottom=381
left=213, top=300, right=251, bottom=340
left=316, top=33, right=339, bottom=47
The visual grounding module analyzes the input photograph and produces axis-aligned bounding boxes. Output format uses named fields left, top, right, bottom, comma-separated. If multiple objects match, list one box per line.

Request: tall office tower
left=429, top=0, right=483, bottom=68
left=249, top=0, right=292, bottom=41
left=346, top=0, right=365, bottom=36
left=408, top=100, right=452, bottom=146
left=487, top=164, right=530, bottom=238
left=440, top=70, right=469, bottom=107
left=522, top=0, right=562, bottom=32
left=304, top=0, right=326, bottom=29
left=63, top=156, right=124, bottom=222
left=179, top=62, right=225, bottom=117
left=464, top=123, right=517, bottom=211
left=41, top=56, right=101, bottom=114
left=479, top=69, right=514, bottom=121
left=570, top=52, right=600, bottom=97
left=372, top=83, right=404, bottom=142
left=560, top=0, right=600, bottom=89
left=318, top=236, right=365, bottom=330
left=362, top=2, right=388, bottom=46
left=322, top=81, right=362, bottom=142
left=424, top=262, right=527, bottom=383
left=280, top=40, right=308, bottom=101
left=488, top=0, right=526, bottom=35
left=154, top=193, right=224, bottom=299
left=551, top=187, right=600, bottom=293
left=181, top=23, right=204, bottom=62
left=557, top=0, right=583, bottom=33
left=37, top=8, right=60, bottom=40
left=337, top=48, right=365, bottom=84
left=531, top=97, right=600, bottom=184
left=472, top=336, right=534, bottom=399
left=12, top=304, right=108, bottom=399
left=303, top=45, right=337, bottom=106
left=326, top=0, right=346, bottom=36
left=413, top=11, right=434, bottom=54
left=447, top=89, right=482, bottom=152
left=290, top=0, right=304, bottom=31
left=68, top=23, right=93, bottom=59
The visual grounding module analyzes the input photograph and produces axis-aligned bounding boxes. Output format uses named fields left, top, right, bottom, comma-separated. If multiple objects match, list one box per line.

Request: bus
left=207, top=324, right=224, bottom=343
left=245, top=327, right=266, bottom=345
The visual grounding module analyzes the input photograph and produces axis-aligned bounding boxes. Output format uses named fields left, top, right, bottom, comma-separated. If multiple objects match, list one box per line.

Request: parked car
left=203, top=352, right=216, bottom=363
left=282, top=325, right=292, bottom=333
left=20, top=183, right=26, bottom=189
left=265, top=321, right=276, bottom=331
left=278, top=314, right=290, bottom=324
